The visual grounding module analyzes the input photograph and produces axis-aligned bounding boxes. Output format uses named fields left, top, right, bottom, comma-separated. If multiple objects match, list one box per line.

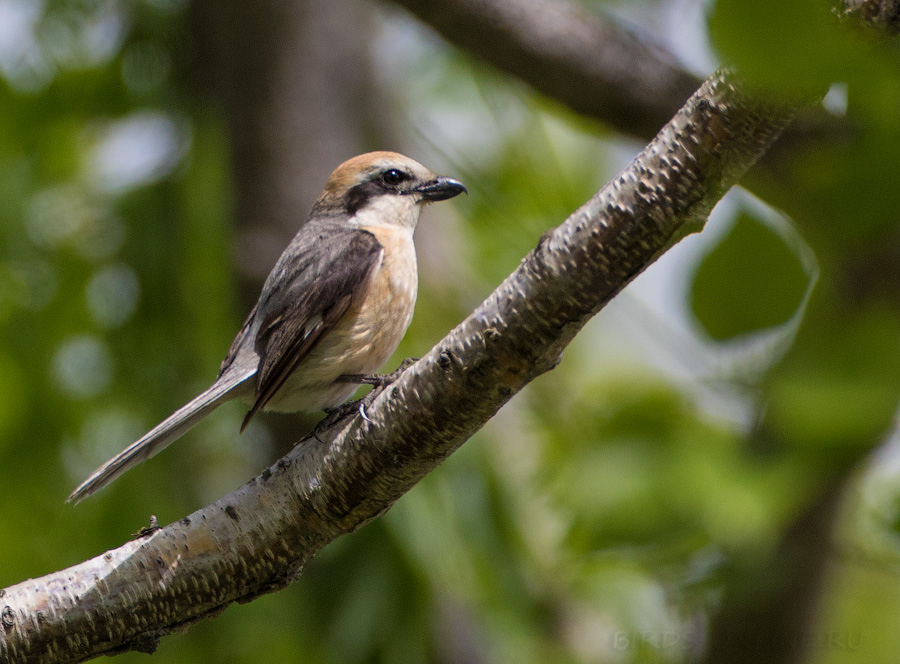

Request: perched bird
left=68, top=152, right=466, bottom=504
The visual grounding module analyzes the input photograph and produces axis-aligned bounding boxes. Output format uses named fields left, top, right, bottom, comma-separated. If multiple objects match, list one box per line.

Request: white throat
left=349, top=194, right=421, bottom=232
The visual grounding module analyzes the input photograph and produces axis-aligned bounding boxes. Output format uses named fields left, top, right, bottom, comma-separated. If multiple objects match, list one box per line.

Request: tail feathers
left=67, top=371, right=254, bottom=505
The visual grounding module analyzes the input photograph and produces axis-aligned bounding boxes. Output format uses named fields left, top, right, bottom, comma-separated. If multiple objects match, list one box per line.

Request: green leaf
left=709, top=0, right=863, bottom=95
left=690, top=212, right=808, bottom=341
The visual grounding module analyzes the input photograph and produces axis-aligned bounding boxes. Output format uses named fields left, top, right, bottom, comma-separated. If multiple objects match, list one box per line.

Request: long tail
left=67, top=371, right=255, bottom=504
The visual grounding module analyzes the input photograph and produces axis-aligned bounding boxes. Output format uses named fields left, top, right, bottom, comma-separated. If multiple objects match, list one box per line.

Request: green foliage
left=2, top=1, right=900, bottom=663
left=690, top=211, right=810, bottom=341
left=709, top=0, right=868, bottom=95
left=766, top=297, right=900, bottom=449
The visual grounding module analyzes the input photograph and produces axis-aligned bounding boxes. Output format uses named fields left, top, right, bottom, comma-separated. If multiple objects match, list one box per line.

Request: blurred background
left=2, top=0, right=900, bottom=662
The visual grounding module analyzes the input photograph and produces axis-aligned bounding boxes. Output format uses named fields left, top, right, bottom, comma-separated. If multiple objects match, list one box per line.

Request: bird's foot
left=314, top=358, right=419, bottom=440
left=313, top=403, right=354, bottom=440
left=336, top=357, right=419, bottom=388
left=313, top=392, right=379, bottom=443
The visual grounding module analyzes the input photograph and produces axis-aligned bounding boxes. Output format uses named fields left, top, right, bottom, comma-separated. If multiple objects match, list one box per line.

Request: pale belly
left=263, top=229, right=418, bottom=412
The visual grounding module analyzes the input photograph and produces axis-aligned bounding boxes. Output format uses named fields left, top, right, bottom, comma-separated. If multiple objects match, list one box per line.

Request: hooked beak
left=416, top=176, right=467, bottom=203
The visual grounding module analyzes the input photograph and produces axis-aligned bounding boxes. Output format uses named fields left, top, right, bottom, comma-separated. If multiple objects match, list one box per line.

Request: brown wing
left=238, top=225, right=383, bottom=429
left=219, top=303, right=258, bottom=378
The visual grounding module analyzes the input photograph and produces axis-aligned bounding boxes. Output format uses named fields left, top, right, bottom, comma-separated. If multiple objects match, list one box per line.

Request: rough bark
left=843, top=0, right=900, bottom=33
left=0, top=69, right=796, bottom=663
left=377, top=4, right=895, bottom=664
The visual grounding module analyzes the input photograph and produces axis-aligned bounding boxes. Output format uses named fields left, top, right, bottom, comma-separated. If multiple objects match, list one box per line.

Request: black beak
left=416, top=176, right=467, bottom=202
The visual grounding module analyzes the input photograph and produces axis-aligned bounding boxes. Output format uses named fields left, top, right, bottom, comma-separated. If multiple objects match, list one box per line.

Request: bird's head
left=312, top=152, right=466, bottom=229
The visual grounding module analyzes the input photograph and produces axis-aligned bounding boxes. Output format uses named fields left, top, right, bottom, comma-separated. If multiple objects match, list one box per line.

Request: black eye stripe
left=344, top=168, right=415, bottom=215
left=345, top=180, right=382, bottom=215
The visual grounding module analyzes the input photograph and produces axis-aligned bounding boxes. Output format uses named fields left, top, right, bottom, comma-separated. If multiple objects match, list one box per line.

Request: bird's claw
left=316, top=358, right=418, bottom=437
left=336, top=357, right=419, bottom=387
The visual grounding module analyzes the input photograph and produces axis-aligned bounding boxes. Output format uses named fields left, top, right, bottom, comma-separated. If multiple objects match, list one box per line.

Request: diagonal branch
left=386, top=0, right=845, bottom=172
left=388, top=0, right=702, bottom=139
left=0, top=70, right=797, bottom=663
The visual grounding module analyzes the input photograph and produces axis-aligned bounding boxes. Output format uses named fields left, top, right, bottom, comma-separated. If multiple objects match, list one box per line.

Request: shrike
left=69, top=152, right=466, bottom=504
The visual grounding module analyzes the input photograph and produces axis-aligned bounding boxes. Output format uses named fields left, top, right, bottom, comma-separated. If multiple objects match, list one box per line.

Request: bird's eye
left=381, top=169, right=409, bottom=186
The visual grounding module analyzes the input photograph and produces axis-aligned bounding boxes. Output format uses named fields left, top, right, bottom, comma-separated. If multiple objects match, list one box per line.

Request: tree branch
left=843, top=0, right=900, bottom=34
left=0, top=70, right=796, bottom=663
left=386, top=0, right=847, bottom=179
left=388, top=0, right=702, bottom=139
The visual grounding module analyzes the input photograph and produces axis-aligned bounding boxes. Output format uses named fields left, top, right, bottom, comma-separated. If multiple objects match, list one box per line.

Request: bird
left=68, top=151, right=466, bottom=504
